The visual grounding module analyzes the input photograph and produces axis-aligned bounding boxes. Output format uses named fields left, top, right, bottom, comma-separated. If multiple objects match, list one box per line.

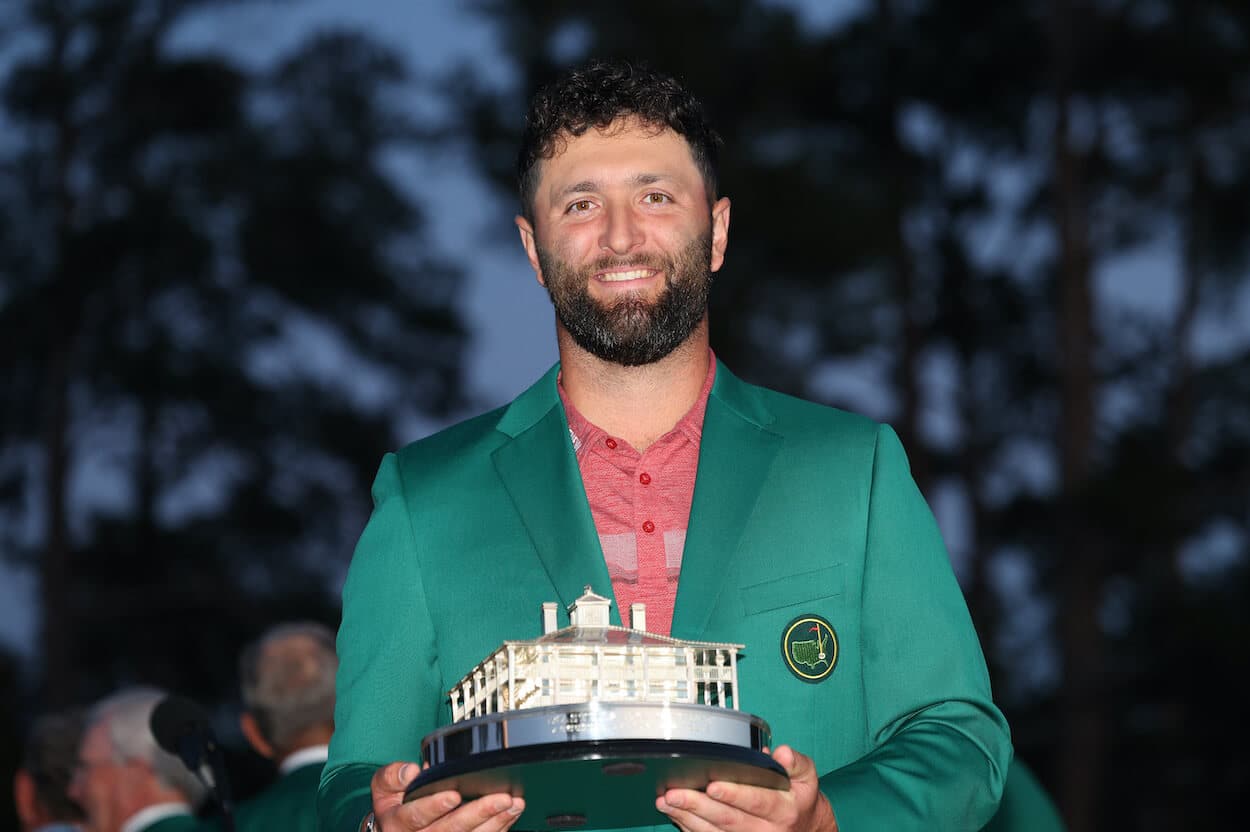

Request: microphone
left=150, top=695, right=236, bottom=832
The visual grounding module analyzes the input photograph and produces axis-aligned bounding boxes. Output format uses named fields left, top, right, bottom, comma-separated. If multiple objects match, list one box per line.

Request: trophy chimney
left=630, top=603, right=646, bottom=632
left=542, top=602, right=558, bottom=634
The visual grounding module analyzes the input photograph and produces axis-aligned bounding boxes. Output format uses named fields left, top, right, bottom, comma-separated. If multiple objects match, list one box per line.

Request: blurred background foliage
left=2, top=1, right=1249, bottom=830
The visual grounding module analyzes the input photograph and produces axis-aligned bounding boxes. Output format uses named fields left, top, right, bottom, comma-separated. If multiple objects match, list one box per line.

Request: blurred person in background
left=233, top=621, right=336, bottom=832
left=68, top=687, right=208, bottom=832
left=13, top=709, right=87, bottom=832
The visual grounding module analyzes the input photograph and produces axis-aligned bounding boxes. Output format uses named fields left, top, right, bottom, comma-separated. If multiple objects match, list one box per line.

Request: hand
left=368, top=761, right=525, bottom=831
left=656, top=745, right=837, bottom=832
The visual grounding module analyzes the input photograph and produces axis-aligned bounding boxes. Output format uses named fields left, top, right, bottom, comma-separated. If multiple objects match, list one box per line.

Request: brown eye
left=567, top=199, right=594, bottom=214
left=644, top=193, right=671, bottom=204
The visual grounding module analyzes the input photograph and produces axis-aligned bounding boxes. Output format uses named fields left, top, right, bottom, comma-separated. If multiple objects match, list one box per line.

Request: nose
left=599, top=203, right=644, bottom=255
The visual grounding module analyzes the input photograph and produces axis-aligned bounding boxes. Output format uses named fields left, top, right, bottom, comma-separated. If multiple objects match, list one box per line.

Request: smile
left=596, top=268, right=657, bottom=282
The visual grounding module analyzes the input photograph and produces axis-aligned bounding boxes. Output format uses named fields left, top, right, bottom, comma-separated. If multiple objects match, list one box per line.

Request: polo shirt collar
left=279, top=744, right=329, bottom=775
left=120, top=802, right=191, bottom=832
left=560, top=349, right=717, bottom=455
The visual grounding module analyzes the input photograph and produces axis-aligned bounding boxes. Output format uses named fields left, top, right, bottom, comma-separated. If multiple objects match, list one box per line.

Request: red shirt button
left=605, top=438, right=618, bottom=449
left=639, top=472, right=651, bottom=485
left=642, top=520, right=656, bottom=534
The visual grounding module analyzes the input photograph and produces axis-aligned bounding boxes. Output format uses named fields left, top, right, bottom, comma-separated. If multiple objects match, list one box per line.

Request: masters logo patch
left=781, top=614, right=838, bottom=683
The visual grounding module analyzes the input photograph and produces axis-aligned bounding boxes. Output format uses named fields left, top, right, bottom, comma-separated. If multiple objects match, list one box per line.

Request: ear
left=515, top=215, right=546, bottom=287
left=239, top=713, right=275, bottom=760
left=14, top=769, right=41, bottom=827
left=709, top=196, right=731, bottom=273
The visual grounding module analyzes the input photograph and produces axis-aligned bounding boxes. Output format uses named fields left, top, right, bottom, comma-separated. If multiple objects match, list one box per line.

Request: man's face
left=67, top=721, right=135, bottom=832
left=517, top=117, right=731, bottom=366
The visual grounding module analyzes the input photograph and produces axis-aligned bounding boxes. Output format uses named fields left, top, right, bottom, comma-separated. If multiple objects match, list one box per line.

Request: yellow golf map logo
left=781, top=615, right=838, bottom=683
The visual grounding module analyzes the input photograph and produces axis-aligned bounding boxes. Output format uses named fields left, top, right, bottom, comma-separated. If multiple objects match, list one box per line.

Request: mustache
left=588, top=253, right=670, bottom=273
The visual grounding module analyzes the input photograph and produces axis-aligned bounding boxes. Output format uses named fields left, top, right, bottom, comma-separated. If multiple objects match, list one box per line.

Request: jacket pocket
left=739, top=565, right=844, bottom=616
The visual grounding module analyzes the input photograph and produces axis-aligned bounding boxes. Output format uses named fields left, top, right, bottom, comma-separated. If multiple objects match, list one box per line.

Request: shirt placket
left=635, top=437, right=675, bottom=635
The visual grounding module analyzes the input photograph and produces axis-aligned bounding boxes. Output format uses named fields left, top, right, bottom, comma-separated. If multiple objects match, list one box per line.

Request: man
left=69, top=687, right=208, bottom=832
left=319, top=59, right=1012, bottom=832
left=233, top=622, right=336, bottom=832
left=13, top=710, right=86, bottom=831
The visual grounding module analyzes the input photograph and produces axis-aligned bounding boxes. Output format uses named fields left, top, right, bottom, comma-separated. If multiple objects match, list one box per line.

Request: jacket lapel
left=672, top=362, right=782, bottom=641
left=491, top=365, right=619, bottom=623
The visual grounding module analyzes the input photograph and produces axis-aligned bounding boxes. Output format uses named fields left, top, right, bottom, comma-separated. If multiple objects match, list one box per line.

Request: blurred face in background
left=67, top=721, right=142, bottom=832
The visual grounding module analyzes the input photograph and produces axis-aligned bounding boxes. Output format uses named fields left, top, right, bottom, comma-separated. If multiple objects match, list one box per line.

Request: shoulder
left=234, top=767, right=322, bottom=831
left=388, top=364, right=562, bottom=480
left=393, top=404, right=511, bottom=470
left=714, top=365, right=885, bottom=454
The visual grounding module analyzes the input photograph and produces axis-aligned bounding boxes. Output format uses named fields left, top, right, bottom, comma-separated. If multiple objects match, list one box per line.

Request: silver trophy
left=404, top=587, right=787, bottom=830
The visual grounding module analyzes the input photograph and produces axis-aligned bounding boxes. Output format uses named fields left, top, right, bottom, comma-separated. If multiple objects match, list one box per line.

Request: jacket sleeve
left=318, top=452, right=445, bottom=831
left=820, top=425, right=1012, bottom=830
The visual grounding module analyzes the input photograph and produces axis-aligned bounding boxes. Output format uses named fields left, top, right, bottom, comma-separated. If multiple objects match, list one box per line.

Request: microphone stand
left=204, top=736, right=236, bottom=832
left=173, top=724, right=236, bottom=832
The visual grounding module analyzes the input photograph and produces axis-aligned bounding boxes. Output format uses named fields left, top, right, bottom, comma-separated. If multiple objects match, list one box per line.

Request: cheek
left=88, top=774, right=117, bottom=812
left=549, top=224, right=600, bottom=260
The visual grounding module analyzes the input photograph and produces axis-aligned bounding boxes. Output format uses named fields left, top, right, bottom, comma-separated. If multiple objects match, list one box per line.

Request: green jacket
left=235, top=760, right=322, bottom=832
left=981, top=759, right=1066, bottom=832
left=319, top=361, right=1012, bottom=831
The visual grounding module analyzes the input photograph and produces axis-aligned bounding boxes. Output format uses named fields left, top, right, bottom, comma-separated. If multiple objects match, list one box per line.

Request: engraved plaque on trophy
left=403, top=587, right=787, bottom=830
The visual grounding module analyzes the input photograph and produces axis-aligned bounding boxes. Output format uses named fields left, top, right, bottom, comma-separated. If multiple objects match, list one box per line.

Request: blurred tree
left=1082, top=2, right=1250, bottom=827
left=0, top=650, right=18, bottom=832
left=0, top=0, right=466, bottom=711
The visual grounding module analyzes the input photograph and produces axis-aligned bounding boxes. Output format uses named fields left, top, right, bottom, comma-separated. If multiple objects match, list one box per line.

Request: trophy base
left=403, top=737, right=788, bottom=830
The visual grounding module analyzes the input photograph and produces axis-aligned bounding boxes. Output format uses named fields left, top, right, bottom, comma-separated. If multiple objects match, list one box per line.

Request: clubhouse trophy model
left=404, top=587, right=787, bottom=830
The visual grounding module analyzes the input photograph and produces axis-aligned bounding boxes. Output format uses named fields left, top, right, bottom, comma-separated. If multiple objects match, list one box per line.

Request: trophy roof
left=570, top=586, right=612, bottom=606
left=504, top=624, right=743, bottom=651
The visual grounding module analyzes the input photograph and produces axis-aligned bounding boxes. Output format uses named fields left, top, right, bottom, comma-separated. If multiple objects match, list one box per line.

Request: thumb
left=371, top=761, right=419, bottom=809
left=773, top=745, right=816, bottom=783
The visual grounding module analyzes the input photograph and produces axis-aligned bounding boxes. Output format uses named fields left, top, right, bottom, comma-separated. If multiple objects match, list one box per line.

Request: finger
left=657, top=787, right=771, bottom=832
left=373, top=762, right=421, bottom=794
left=769, top=747, right=837, bottom=830
left=446, top=793, right=524, bottom=832
left=771, top=744, right=794, bottom=771
left=371, top=762, right=425, bottom=814
left=705, top=779, right=793, bottom=821
left=773, top=745, right=817, bottom=782
left=654, top=796, right=715, bottom=832
left=403, top=792, right=523, bottom=832
left=397, top=789, right=462, bottom=828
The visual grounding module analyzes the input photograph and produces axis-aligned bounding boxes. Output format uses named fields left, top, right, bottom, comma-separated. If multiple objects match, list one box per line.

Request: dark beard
left=538, top=230, right=713, bottom=367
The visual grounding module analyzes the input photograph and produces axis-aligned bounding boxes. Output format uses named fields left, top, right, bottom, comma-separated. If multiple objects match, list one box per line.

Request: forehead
left=259, top=632, right=323, bottom=672
left=79, top=720, right=111, bottom=757
left=536, top=118, right=702, bottom=198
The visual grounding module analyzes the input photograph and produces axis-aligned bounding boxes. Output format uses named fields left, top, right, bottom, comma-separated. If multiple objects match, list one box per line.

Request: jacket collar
left=673, top=362, right=782, bottom=639
left=491, top=359, right=782, bottom=640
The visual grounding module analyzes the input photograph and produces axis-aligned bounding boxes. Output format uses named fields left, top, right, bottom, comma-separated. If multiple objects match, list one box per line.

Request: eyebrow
left=557, top=173, right=669, bottom=200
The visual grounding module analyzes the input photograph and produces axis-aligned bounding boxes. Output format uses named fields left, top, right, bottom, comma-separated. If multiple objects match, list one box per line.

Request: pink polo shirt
left=559, top=356, right=716, bottom=637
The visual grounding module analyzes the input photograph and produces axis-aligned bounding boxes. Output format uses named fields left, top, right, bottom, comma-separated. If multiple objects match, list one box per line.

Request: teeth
left=599, top=269, right=653, bottom=282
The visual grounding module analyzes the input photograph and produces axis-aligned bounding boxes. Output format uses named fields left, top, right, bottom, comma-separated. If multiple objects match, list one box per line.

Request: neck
left=121, top=789, right=186, bottom=824
left=274, top=725, right=334, bottom=761
left=557, top=320, right=710, bottom=451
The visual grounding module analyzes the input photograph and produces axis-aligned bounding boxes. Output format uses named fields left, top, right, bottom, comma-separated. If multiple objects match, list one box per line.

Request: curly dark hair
left=517, top=59, right=722, bottom=221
